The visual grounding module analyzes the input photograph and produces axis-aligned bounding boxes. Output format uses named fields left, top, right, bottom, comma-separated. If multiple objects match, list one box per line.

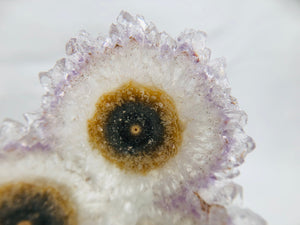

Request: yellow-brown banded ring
left=88, top=81, right=183, bottom=174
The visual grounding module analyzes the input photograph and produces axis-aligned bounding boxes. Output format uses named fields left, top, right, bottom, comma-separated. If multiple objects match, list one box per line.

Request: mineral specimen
left=0, top=11, right=266, bottom=225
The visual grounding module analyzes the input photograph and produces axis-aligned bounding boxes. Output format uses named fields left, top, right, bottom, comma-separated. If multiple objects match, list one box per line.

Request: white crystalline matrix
left=0, top=11, right=266, bottom=225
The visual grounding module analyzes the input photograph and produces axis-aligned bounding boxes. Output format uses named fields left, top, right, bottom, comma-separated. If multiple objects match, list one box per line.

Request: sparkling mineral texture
left=0, top=11, right=266, bottom=225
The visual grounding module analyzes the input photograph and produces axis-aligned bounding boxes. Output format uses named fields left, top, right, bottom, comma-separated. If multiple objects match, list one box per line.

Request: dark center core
left=104, top=102, right=165, bottom=155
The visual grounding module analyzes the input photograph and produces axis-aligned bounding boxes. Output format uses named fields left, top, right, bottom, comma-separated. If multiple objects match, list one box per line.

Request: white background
left=0, top=0, right=299, bottom=224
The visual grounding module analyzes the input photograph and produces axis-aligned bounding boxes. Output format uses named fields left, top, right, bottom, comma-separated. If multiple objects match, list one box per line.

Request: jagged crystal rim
left=0, top=11, right=255, bottom=179
left=0, top=11, right=266, bottom=225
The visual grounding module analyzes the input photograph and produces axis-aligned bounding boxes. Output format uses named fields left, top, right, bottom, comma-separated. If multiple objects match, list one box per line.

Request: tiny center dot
left=17, top=221, right=32, bottom=225
left=130, top=124, right=142, bottom=136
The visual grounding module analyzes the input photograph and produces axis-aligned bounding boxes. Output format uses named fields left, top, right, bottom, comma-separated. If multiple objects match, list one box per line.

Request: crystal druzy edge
left=0, top=11, right=266, bottom=225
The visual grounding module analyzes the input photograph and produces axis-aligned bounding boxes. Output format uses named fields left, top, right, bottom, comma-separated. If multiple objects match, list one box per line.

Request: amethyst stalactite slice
left=0, top=11, right=266, bottom=225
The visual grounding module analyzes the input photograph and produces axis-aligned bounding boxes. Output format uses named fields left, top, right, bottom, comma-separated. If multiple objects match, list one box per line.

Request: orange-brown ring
left=88, top=81, right=183, bottom=174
